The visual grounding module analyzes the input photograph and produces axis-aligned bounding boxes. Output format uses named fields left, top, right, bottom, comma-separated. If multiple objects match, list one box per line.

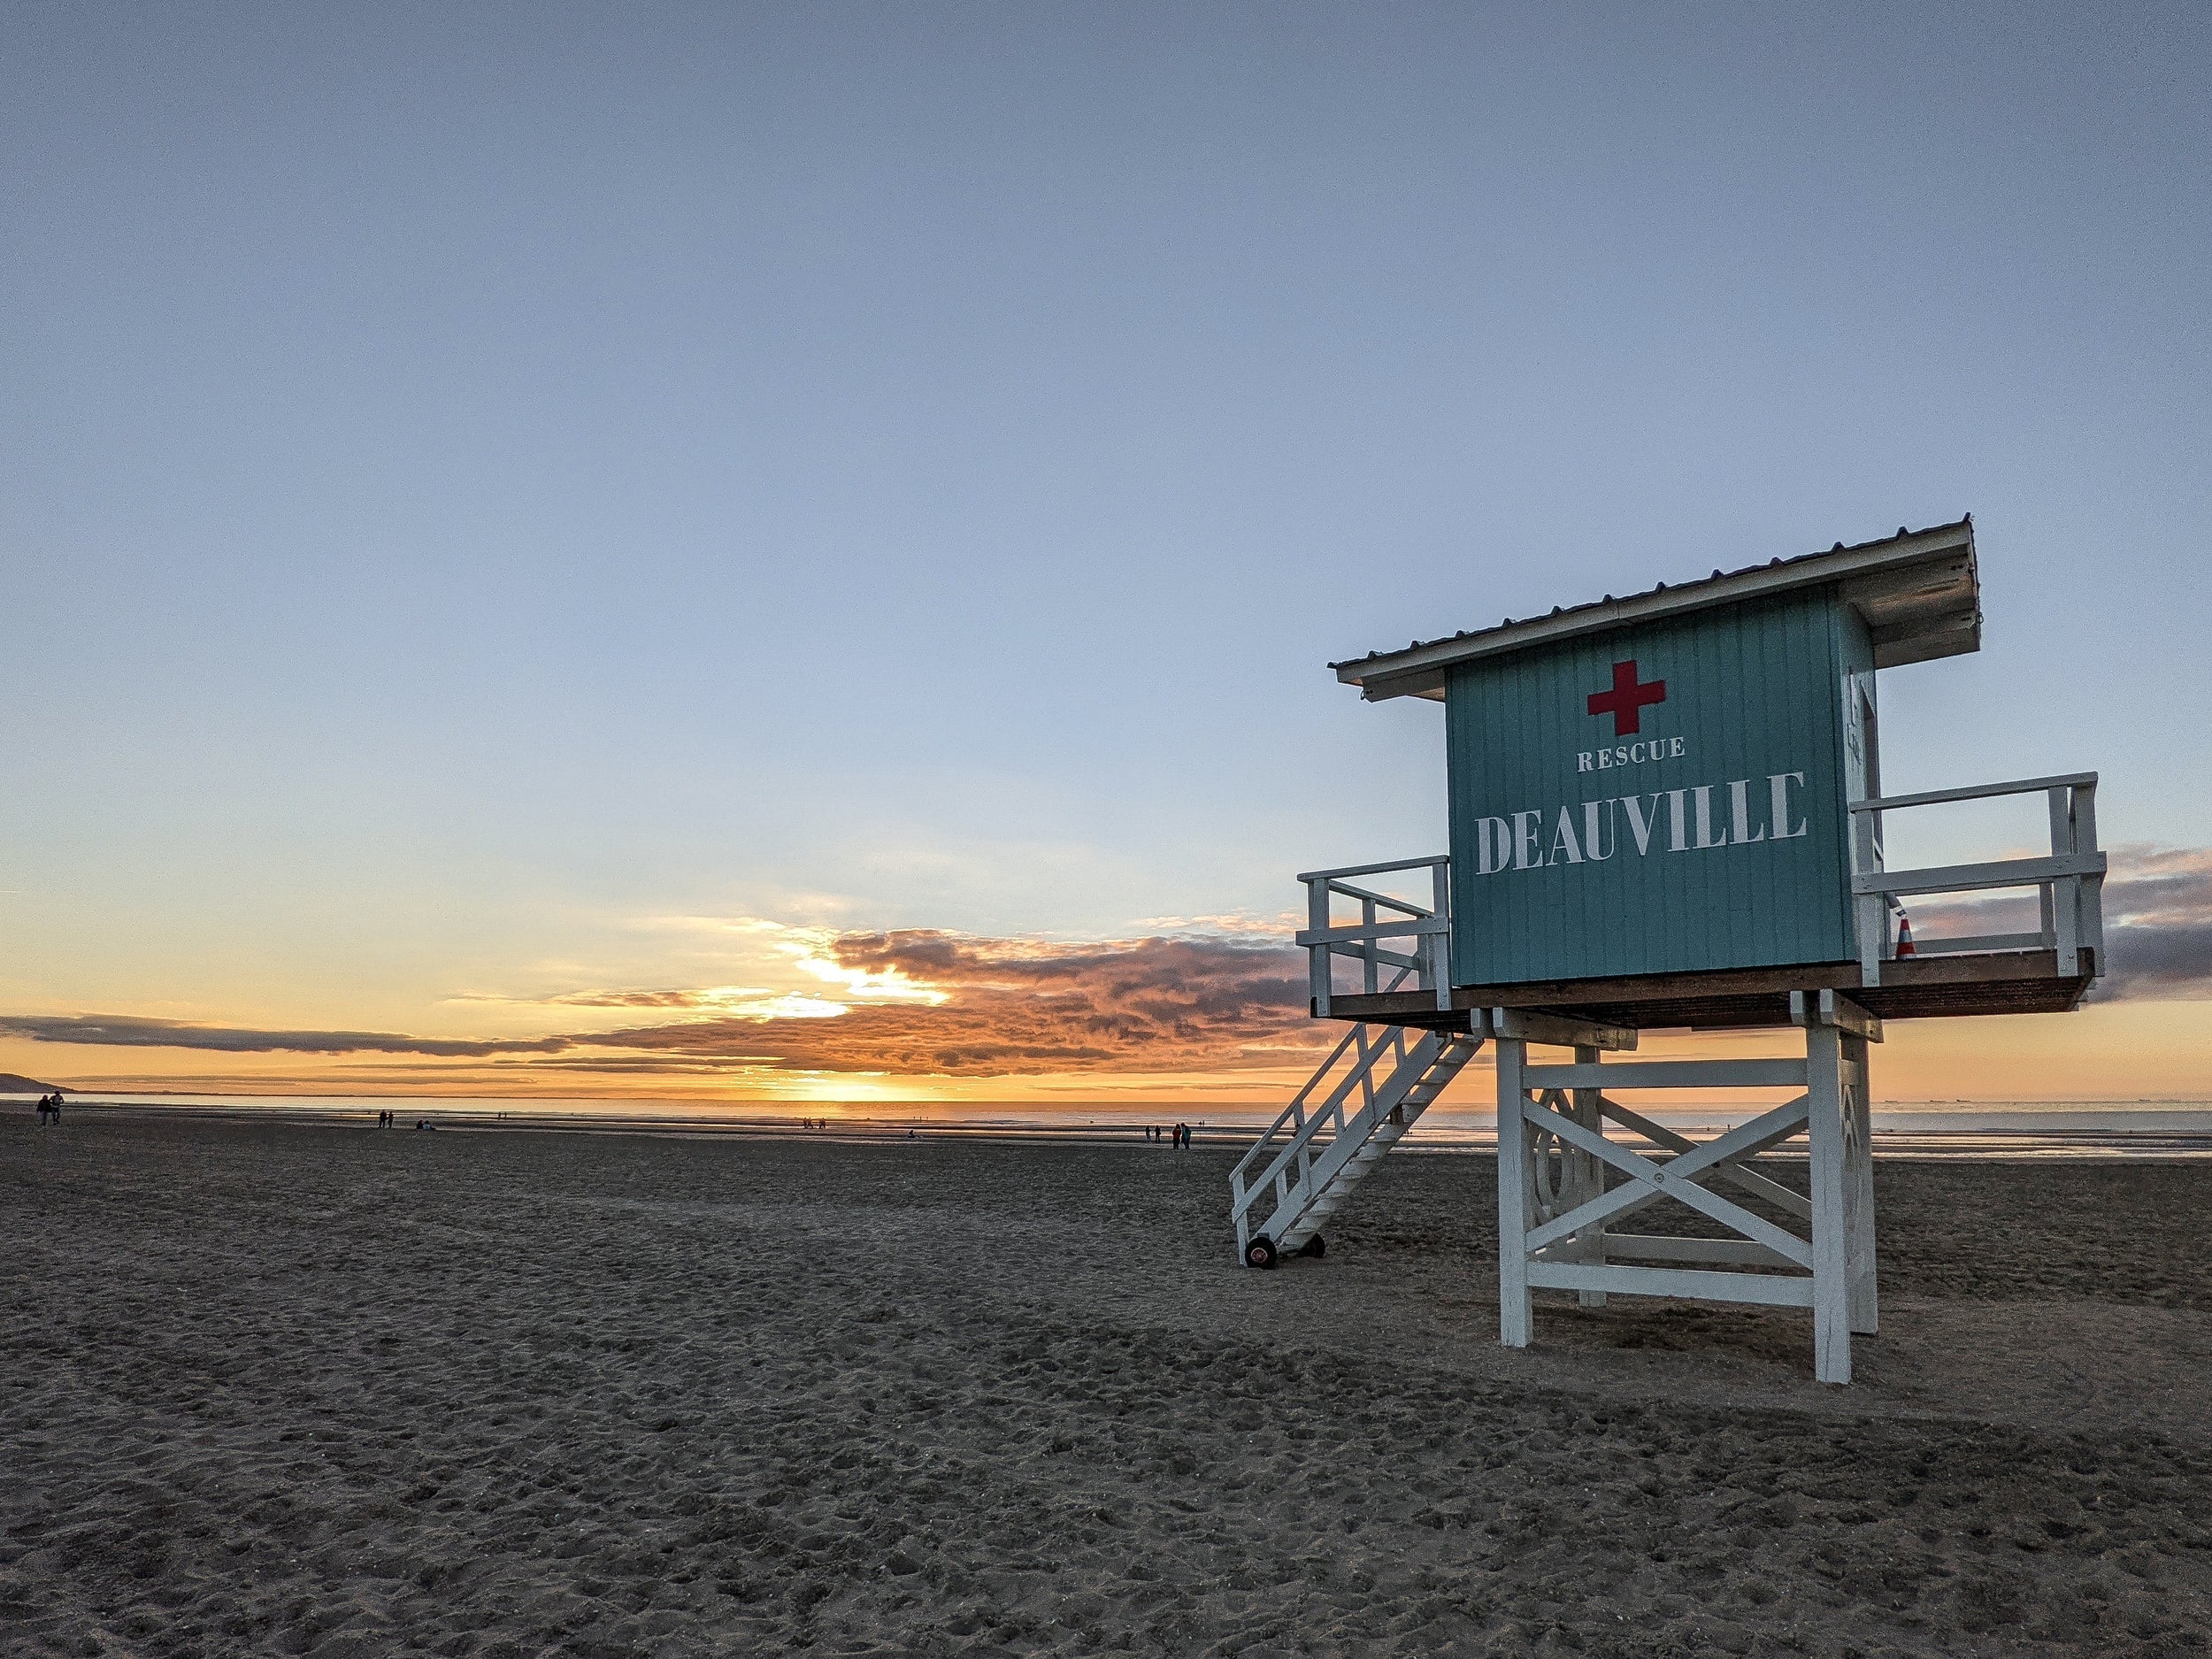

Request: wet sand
left=4, top=1116, right=2210, bottom=1656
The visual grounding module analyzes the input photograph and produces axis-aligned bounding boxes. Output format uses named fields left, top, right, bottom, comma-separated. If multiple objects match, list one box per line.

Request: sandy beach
left=6, top=1116, right=2211, bottom=1657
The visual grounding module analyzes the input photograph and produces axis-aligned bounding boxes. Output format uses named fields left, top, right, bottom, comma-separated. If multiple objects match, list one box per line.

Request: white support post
left=1495, top=1036, right=1532, bottom=1348
left=2075, top=780, right=2104, bottom=972
left=1853, top=797, right=1886, bottom=988
left=1856, top=891, right=1886, bottom=987
left=1306, top=878, right=1332, bottom=1017
left=2049, top=786, right=2079, bottom=974
left=1842, top=1031, right=1878, bottom=1335
left=1805, top=1022, right=1853, bottom=1384
left=1431, top=860, right=1453, bottom=1010
left=1570, top=1043, right=1606, bottom=1308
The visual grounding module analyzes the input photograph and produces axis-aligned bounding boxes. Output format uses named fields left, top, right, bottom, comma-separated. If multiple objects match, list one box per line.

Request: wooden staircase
left=1230, top=1024, right=1483, bottom=1268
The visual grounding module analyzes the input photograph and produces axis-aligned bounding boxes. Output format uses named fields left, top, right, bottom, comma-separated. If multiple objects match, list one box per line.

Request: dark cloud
left=1907, top=844, right=2212, bottom=998
left=0, top=932, right=1318, bottom=1079
left=2098, top=846, right=2212, bottom=996
left=0, top=1014, right=571, bottom=1058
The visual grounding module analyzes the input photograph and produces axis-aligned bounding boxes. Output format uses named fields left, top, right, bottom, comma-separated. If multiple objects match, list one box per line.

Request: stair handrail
left=1295, top=855, right=1452, bottom=1015
left=1228, top=1022, right=1362, bottom=1187
left=1229, top=1022, right=1392, bottom=1210
left=1264, top=1029, right=1482, bottom=1249
left=1231, top=1024, right=1418, bottom=1227
left=1848, top=772, right=2105, bottom=983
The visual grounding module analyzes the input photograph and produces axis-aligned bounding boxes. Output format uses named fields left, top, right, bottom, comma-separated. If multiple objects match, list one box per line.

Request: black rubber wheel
left=1244, top=1235, right=1279, bottom=1271
left=1299, top=1235, right=1326, bottom=1259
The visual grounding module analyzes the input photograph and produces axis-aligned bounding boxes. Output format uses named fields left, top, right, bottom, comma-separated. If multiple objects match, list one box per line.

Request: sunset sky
left=5, top=4, right=2208, bottom=1108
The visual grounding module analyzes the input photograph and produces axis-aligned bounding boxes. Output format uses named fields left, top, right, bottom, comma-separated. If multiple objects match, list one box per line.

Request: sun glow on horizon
left=4, top=876, right=2208, bottom=1110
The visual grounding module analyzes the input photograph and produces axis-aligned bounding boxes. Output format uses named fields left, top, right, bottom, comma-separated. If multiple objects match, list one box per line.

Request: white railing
left=1850, top=772, right=2105, bottom=984
left=1295, top=855, right=1452, bottom=1016
left=1228, top=1021, right=1432, bottom=1251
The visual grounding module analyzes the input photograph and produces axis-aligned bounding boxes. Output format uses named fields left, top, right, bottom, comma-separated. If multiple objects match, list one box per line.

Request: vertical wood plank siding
left=1445, top=588, right=1856, bottom=983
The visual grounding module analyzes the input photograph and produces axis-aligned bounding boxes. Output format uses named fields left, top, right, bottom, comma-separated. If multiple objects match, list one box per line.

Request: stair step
left=1235, top=1024, right=1488, bottom=1255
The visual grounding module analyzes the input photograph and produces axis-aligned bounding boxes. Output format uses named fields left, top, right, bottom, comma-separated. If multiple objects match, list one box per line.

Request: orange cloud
left=0, top=930, right=1319, bottom=1081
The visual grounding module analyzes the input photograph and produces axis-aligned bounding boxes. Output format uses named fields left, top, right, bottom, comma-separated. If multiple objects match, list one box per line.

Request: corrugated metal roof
left=1333, top=517, right=1978, bottom=700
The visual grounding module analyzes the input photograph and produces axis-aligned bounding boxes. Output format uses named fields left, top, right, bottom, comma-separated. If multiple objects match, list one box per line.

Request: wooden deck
left=1315, top=949, right=2097, bottom=1031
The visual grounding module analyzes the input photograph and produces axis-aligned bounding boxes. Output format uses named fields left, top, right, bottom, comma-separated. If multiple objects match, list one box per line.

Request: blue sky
left=4, top=4, right=2207, bottom=1097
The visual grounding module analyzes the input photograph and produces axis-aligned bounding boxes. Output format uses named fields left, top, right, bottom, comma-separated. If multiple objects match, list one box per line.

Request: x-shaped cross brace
left=1520, top=1094, right=1814, bottom=1271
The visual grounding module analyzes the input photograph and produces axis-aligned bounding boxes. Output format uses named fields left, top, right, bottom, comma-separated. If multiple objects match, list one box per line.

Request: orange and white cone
left=1894, top=911, right=1916, bottom=957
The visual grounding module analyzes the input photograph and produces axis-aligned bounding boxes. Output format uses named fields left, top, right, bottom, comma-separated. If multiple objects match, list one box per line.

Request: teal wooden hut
left=1230, top=518, right=2108, bottom=1383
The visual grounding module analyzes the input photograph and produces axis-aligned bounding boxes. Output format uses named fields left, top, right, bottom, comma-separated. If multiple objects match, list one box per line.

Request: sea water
left=13, top=1091, right=2212, bottom=1156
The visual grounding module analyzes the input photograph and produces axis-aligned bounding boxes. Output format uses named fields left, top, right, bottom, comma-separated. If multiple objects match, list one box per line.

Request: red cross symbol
left=1587, top=659, right=1666, bottom=735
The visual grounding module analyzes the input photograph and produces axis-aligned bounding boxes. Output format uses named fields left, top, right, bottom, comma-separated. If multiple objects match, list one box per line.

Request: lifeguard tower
left=1229, top=518, right=2106, bottom=1382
